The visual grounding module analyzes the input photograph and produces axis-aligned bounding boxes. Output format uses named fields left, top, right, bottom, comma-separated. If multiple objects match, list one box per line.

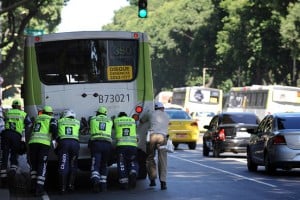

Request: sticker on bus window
left=107, top=66, right=133, bottom=81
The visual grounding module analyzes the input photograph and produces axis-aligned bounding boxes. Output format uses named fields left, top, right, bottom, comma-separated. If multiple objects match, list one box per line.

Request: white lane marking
left=169, top=154, right=277, bottom=188
left=42, top=193, right=50, bottom=200
left=224, top=157, right=247, bottom=163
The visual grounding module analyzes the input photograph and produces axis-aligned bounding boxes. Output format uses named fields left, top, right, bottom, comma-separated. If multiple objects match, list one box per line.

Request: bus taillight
left=135, top=106, right=143, bottom=113
left=35, top=36, right=41, bottom=42
left=133, top=32, right=139, bottom=39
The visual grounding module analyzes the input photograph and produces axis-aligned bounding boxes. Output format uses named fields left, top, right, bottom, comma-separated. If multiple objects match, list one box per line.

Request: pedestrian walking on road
left=140, top=102, right=170, bottom=190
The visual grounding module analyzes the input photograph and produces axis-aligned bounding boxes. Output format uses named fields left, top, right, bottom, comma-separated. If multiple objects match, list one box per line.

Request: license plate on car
left=176, top=133, right=187, bottom=138
left=236, top=131, right=250, bottom=138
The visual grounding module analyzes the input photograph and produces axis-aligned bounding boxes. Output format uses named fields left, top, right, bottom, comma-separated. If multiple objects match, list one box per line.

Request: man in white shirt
left=140, top=102, right=170, bottom=190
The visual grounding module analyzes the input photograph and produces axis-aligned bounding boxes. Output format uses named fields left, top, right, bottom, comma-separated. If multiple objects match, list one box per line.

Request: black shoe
left=120, top=183, right=128, bottom=190
left=35, top=189, right=45, bottom=197
left=30, top=182, right=36, bottom=193
left=68, top=184, right=75, bottom=192
left=8, top=170, right=16, bottom=178
left=92, top=181, right=100, bottom=193
left=0, top=178, right=8, bottom=188
left=8, top=170, right=16, bottom=187
left=60, top=186, right=66, bottom=195
left=129, top=173, right=137, bottom=188
left=160, top=181, right=167, bottom=190
left=100, top=182, right=107, bottom=192
left=149, top=180, right=156, bottom=187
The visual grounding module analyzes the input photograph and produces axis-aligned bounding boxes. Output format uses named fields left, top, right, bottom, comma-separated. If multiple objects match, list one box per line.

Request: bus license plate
left=236, top=131, right=250, bottom=138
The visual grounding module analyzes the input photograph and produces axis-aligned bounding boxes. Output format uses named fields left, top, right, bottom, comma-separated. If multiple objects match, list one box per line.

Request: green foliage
left=280, top=2, right=300, bottom=60
left=1, top=0, right=300, bottom=102
left=0, top=0, right=67, bottom=88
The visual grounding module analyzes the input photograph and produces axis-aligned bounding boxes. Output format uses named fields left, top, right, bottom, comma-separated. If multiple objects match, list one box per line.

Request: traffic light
left=138, top=0, right=147, bottom=18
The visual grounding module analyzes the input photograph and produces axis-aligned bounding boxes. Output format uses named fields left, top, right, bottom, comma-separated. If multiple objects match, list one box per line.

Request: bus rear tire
left=137, top=149, right=147, bottom=179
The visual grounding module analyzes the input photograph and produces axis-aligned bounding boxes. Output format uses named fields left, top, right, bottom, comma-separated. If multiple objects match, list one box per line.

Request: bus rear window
left=35, top=39, right=138, bottom=85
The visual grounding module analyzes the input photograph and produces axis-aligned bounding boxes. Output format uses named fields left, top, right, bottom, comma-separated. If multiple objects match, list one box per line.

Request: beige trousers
left=146, top=133, right=167, bottom=182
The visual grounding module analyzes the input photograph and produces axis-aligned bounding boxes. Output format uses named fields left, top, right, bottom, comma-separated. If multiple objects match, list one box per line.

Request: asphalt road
left=7, top=135, right=300, bottom=200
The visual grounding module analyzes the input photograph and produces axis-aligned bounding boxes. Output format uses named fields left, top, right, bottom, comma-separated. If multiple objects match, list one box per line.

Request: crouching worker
left=89, top=106, right=113, bottom=193
left=0, top=99, right=32, bottom=188
left=114, top=112, right=138, bottom=189
left=56, top=109, right=80, bottom=194
left=28, top=106, right=57, bottom=196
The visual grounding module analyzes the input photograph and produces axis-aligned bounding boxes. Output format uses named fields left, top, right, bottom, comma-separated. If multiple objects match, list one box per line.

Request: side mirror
left=203, top=125, right=210, bottom=130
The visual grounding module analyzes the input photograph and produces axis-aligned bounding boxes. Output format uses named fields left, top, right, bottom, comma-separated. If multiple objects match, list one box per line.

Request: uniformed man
left=89, top=106, right=113, bottom=193
left=56, top=109, right=80, bottom=194
left=28, top=106, right=58, bottom=196
left=114, top=112, right=138, bottom=189
left=0, top=99, right=32, bottom=188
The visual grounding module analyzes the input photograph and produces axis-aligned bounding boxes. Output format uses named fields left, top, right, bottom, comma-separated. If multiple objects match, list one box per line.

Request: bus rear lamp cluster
left=132, top=106, right=143, bottom=121
left=135, top=106, right=143, bottom=113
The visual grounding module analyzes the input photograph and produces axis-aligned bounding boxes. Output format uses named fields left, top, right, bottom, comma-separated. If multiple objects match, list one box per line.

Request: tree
left=0, top=0, right=67, bottom=87
left=103, top=0, right=215, bottom=93
left=280, top=2, right=300, bottom=86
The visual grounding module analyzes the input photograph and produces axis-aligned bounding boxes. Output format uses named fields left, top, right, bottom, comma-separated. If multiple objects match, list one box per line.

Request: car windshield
left=195, top=112, right=215, bottom=117
left=165, top=110, right=191, bottom=119
left=277, top=116, right=300, bottom=130
left=222, top=113, right=258, bottom=124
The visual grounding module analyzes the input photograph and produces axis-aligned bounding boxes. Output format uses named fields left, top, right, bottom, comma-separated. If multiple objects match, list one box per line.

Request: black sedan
left=202, top=112, right=259, bottom=157
left=247, top=112, right=300, bottom=174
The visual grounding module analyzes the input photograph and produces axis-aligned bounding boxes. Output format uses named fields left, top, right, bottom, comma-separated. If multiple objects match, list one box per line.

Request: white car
left=190, top=111, right=215, bottom=132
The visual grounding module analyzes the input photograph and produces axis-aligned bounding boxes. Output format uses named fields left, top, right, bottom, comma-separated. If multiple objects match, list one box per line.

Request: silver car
left=247, top=112, right=300, bottom=174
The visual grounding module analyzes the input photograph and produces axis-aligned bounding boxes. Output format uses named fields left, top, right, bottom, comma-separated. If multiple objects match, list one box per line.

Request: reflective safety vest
left=29, top=114, right=53, bottom=146
left=90, top=114, right=113, bottom=142
left=57, top=117, right=80, bottom=140
left=114, top=116, right=137, bottom=147
left=5, top=109, right=27, bottom=135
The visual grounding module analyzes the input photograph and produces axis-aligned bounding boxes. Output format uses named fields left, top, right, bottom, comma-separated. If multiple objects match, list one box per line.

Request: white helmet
left=63, top=109, right=76, bottom=118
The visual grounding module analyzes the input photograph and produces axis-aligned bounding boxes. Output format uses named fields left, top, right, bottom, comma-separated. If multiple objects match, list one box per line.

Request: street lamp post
left=202, top=67, right=208, bottom=87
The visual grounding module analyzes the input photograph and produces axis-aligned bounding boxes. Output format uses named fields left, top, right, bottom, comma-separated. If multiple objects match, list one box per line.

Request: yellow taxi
left=165, top=108, right=200, bottom=150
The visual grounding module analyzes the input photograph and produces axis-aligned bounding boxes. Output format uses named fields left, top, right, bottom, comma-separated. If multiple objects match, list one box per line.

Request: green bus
left=22, top=31, right=154, bottom=178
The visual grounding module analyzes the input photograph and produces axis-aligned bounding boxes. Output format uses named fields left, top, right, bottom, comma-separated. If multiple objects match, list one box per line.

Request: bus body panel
left=172, top=86, right=223, bottom=114
left=23, top=31, right=154, bottom=173
left=223, top=85, right=300, bottom=120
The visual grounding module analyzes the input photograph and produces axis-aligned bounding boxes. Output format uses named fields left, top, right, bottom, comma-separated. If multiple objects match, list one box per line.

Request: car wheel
left=264, top=152, right=276, bottom=175
left=247, top=149, right=258, bottom=172
left=203, top=141, right=209, bottom=157
left=213, top=148, right=220, bottom=157
left=173, top=142, right=179, bottom=149
left=188, top=142, right=197, bottom=150
left=137, top=149, right=147, bottom=179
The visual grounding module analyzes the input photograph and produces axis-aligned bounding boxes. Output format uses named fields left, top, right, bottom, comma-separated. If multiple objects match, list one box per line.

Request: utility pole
left=202, top=67, right=208, bottom=87
left=0, top=1, right=2, bottom=64
left=0, top=2, right=2, bottom=101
